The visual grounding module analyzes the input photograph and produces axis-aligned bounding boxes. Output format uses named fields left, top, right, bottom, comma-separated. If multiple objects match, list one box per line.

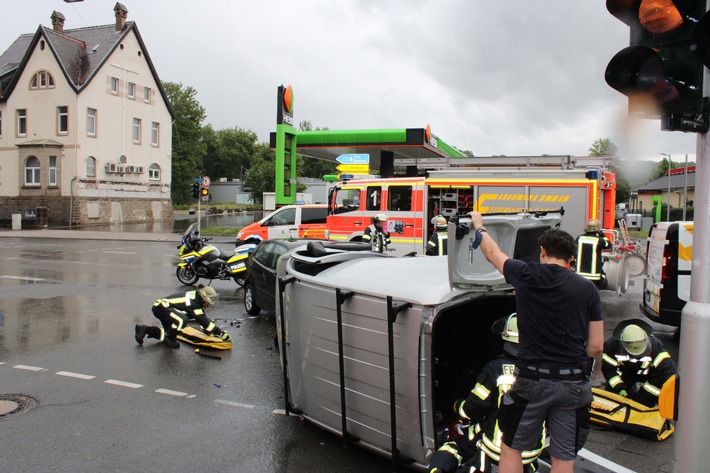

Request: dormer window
left=30, top=70, right=55, bottom=90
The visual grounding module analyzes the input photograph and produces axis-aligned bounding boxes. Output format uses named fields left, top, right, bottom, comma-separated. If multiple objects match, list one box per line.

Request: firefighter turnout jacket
left=575, top=231, right=611, bottom=281
left=428, top=355, right=544, bottom=473
left=362, top=224, right=391, bottom=253
left=426, top=230, right=448, bottom=256
left=601, top=336, right=677, bottom=408
left=152, top=290, right=223, bottom=337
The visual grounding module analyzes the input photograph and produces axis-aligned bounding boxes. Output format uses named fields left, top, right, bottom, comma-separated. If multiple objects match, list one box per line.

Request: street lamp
left=661, top=153, right=671, bottom=221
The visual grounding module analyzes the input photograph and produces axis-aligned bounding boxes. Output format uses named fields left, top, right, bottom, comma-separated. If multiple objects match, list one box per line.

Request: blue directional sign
left=336, top=153, right=369, bottom=165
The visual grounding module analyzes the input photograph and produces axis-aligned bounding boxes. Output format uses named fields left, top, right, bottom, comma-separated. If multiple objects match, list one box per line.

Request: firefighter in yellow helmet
left=575, top=219, right=611, bottom=289
left=426, top=216, right=449, bottom=256
left=362, top=213, right=391, bottom=253
left=135, top=285, right=231, bottom=348
left=428, top=314, right=544, bottom=473
left=601, top=319, right=677, bottom=407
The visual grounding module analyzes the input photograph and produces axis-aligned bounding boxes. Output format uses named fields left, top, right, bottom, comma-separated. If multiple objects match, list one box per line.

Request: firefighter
left=428, top=314, right=544, bottom=473
left=362, top=213, right=391, bottom=253
left=135, top=285, right=231, bottom=349
left=575, top=218, right=611, bottom=289
left=601, top=320, right=677, bottom=408
left=426, top=216, right=449, bottom=256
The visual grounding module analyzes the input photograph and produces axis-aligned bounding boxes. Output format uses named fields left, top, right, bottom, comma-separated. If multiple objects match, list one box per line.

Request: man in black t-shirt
left=468, top=212, right=604, bottom=473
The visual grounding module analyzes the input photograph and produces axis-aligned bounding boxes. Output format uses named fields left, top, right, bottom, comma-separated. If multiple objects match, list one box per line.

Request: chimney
left=114, top=2, right=128, bottom=31
left=51, top=11, right=65, bottom=33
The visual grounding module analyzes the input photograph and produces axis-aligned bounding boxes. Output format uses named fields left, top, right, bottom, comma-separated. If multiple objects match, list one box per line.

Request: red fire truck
left=326, top=163, right=616, bottom=256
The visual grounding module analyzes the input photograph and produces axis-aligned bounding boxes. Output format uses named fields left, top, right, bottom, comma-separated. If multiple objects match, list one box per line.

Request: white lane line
left=104, top=251, right=136, bottom=255
left=272, top=408, right=287, bottom=415
left=13, top=365, right=46, bottom=372
left=0, top=362, right=5, bottom=366
left=0, top=275, right=45, bottom=282
left=214, top=399, right=255, bottom=409
left=56, top=371, right=95, bottom=380
left=104, top=379, right=143, bottom=389
left=155, top=388, right=189, bottom=397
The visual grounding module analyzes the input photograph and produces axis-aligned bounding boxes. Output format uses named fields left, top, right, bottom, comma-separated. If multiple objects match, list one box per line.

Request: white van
left=640, top=221, right=694, bottom=327
left=274, top=213, right=615, bottom=471
left=234, top=204, right=327, bottom=248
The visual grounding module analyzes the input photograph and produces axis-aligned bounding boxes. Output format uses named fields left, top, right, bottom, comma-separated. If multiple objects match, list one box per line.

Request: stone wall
left=0, top=196, right=174, bottom=228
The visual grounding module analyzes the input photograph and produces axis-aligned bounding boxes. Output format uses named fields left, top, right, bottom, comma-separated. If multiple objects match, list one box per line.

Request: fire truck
left=326, top=156, right=616, bottom=256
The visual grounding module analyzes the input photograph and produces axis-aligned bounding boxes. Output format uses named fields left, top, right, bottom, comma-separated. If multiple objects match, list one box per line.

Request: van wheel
left=244, top=283, right=261, bottom=315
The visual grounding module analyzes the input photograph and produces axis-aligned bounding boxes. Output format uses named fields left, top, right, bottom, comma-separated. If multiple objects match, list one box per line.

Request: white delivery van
left=234, top=204, right=327, bottom=248
left=640, top=221, right=694, bottom=327
left=274, top=212, right=613, bottom=471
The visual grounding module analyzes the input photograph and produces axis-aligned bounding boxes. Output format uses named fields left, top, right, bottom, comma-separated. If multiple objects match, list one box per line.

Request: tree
left=243, top=144, right=276, bottom=203
left=202, top=126, right=259, bottom=181
left=297, top=120, right=337, bottom=179
left=163, top=82, right=207, bottom=205
left=588, top=138, right=618, bottom=157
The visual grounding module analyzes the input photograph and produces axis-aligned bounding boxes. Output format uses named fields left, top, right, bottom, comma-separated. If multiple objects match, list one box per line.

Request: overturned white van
left=273, top=213, right=566, bottom=470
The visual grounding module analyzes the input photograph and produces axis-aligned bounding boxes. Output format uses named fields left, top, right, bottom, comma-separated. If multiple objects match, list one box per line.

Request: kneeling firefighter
left=428, top=314, right=544, bottom=473
left=135, top=285, right=231, bottom=348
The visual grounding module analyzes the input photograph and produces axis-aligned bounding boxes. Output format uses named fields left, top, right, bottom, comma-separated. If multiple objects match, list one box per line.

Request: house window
left=151, top=122, right=159, bottom=146
left=111, top=77, right=119, bottom=94
left=148, top=163, right=160, bottom=180
left=17, top=109, right=27, bottom=137
left=132, top=118, right=141, bottom=143
left=87, top=156, right=96, bottom=177
left=86, top=108, right=97, bottom=137
left=144, top=86, right=151, bottom=103
left=57, top=106, right=68, bottom=134
left=30, top=70, right=55, bottom=90
left=128, top=82, right=135, bottom=99
left=25, top=156, right=40, bottom=186
left=49, top=155, right=57, bottom=186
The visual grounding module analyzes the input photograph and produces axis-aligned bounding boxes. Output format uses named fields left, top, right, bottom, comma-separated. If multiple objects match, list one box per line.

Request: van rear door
left=447, top=213, right=562, bottom=291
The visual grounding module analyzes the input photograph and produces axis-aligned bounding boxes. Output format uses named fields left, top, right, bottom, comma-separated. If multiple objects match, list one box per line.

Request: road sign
left=202, top=176, right=211, bottom=188
left=336, top=153, right=369, bottom=165
left=336, top=164, right=370, bottom=174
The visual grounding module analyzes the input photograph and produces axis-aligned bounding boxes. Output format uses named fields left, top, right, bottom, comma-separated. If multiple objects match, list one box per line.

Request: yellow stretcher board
left=590, top=387, right=674, bottom=441
left=176, top=326, right=232, bottom=350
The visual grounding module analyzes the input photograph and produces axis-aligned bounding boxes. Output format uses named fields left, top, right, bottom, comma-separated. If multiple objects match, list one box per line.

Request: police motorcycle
left=176, top=223, right=255, bottom=286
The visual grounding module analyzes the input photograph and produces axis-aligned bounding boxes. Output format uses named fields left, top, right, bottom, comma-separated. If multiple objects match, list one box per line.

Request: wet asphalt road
left=0, top=231, right=678, bottom=473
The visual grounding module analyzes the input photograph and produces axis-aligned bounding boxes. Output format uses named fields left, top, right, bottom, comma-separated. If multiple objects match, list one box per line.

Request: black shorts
left=498, top=376, right=592, bottom=461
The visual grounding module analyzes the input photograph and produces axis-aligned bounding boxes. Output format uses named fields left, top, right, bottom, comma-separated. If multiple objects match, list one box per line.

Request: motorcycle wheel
left=176, top=266, right=200, bottom=285
left=244, top=283, right=261, bottom=316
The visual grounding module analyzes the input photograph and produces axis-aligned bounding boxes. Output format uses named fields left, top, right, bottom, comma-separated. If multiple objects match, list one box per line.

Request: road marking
left=155, top=388, right=189, bottom=397
left=273, top=408, right=287, bottom=415
left=215, top=399, right=255, bottom=409
left=105, top=251, right=137, bottom=254
left=56, top=371, right=95, bottom=380
left=105, top=379, right=143, bottom=389
left=0, top=275, right=46, bottom=282
left=14, top=364, right=46, bottom=372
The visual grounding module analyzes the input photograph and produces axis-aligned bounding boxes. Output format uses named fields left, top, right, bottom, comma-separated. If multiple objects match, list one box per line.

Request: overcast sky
left=3, top=0, right=701, bottom=171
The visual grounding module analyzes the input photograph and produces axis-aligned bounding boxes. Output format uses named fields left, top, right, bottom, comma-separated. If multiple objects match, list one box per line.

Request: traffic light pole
left=674, top=64, right=710, bottom=472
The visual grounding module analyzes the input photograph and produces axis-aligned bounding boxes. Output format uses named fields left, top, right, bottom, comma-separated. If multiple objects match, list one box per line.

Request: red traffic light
left=607, top=0, right=684, bottom=34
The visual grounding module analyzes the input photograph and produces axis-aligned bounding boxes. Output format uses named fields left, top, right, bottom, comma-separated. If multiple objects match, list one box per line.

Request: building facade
left=0, top=3, right=174, bottom=227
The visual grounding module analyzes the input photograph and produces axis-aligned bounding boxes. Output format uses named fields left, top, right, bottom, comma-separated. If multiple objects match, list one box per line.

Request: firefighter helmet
left=586, top=219, right=601, bottom=232
left=373, top=213, right=388, bottom=223
left=197, top=285, right=219, bottom=306
left=435, top=216, right=447, bottom=230
left=619, top=324, right=650, bottom=356
left=492, top=313, right=519, bottom=357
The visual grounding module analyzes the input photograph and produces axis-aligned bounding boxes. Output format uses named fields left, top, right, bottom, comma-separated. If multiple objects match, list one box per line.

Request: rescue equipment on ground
left=176, top=326, right=233, bottom=350
left=589, top=387, right=674, bottom=441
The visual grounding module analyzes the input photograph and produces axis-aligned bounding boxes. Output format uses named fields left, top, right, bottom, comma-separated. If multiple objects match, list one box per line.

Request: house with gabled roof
left=0, top=3, right=175, bottom=227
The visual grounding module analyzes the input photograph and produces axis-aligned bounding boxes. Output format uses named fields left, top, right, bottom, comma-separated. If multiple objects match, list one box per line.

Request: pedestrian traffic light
left=605, top=0, right=710, bottom=132
left=192, top=183, right=199, bottom=199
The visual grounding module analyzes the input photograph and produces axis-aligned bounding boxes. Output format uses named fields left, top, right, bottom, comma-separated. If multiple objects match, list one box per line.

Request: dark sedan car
left=243, top=239, right=311, bottom=315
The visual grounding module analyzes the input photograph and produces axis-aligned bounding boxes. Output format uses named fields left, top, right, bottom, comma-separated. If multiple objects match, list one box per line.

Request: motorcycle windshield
left=182, top=222, right=199, bottom=244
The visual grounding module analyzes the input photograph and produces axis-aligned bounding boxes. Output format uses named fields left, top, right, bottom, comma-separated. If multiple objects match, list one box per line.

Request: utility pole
left=684, top=154, right=689, bottom=221
left=662, top=153, right=672, bottom=221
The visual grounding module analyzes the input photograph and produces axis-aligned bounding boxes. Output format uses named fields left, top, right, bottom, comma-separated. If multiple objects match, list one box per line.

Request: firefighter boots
left=164, top=331, right=180, bottom=349
left=135, top=324, right=147, bottom=345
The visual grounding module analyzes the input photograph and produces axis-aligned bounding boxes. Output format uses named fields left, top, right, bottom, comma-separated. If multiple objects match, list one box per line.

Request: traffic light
left=605, top=0, right=710, bottom=132
left=192, top=183, right=199, bottom=199
left=200, top=187, right=209, bottom=200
